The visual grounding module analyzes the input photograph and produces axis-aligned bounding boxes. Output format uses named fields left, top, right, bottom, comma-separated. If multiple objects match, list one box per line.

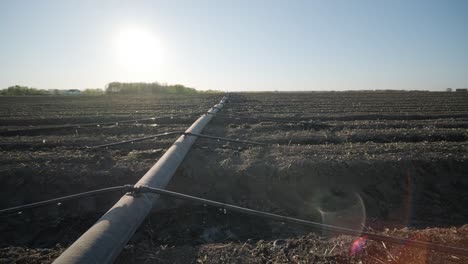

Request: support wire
left=1, top=184, right=467, bottom=257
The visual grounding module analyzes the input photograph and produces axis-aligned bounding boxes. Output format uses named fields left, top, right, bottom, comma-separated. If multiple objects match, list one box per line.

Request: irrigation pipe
left=0, top=112, right=203, bottom=136
left=54, top=96, right=228, bottom=264
left=0, top=186, right=132, bottom=216
left=138, top=185, right=468, bottom=257
left=184, top=132, right=267, bottom=145
left=86, top=132, right=269, bottom=149
left=2, top=184, right=467, bottom=257
left=86, top=131, right=184, bottom=149
left=208, top=112, right=333, bottom=130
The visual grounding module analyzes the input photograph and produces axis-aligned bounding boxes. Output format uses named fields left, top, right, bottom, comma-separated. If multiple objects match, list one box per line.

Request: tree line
left=0, top=85, right=49, bottom=96
left=0, top=83, right=220, bottom=96
left=105, top=82, right=197, bottom=95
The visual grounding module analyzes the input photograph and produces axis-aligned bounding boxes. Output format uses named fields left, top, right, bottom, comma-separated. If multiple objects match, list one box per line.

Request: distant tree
left=83, top=88, right=104, bottom=96
left=105, top=82, right=198, bottom=95
left=0, top=85, right=48, bottom=96
left=446, top=88, right=452, bottom=92
left=199, top=89, right=223, bottom=94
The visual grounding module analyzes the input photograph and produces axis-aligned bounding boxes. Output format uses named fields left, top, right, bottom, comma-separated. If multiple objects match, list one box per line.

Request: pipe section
left=54, top=96, right=227, bottom=263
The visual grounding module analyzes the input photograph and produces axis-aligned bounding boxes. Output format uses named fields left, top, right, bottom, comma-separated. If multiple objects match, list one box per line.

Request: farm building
left=65, top=89, right=81, bottom=95
left=456, top=88, right=467, bottom=92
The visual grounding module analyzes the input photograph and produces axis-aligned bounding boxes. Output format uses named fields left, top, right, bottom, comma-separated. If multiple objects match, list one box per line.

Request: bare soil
left=0, top=91, right=467, bottom=263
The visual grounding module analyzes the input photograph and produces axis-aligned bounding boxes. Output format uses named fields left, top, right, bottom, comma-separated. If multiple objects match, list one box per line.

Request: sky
left=0, top=0, right=467, bottom=91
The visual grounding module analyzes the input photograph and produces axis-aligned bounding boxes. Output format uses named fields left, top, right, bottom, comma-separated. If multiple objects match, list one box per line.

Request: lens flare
left=350, top=236, right=367, bottom=255
left=316, top=191, right=366, bottom=238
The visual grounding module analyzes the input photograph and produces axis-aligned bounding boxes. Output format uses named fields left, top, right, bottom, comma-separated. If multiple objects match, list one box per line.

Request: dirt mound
left=116, top=226, right=468, bottom=264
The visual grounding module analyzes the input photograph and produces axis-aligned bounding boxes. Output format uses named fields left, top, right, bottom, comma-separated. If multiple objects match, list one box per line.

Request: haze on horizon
left=0, top=0, right=467, bottom=92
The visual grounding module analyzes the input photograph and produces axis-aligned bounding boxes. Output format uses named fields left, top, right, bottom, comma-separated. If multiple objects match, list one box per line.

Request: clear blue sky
left=0, top=0, right=467, bottom=91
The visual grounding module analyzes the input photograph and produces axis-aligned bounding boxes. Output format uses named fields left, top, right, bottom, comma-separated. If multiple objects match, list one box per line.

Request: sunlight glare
left=113, top=26, right=164, bottom=72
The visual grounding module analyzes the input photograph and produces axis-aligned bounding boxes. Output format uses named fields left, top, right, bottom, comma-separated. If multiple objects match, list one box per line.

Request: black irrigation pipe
left=55, top=97, right=229, bottom=263
left=0, top=185, right=133, bottom=216
left=184, top=132, right=268, bottom=146
left=86, top=131, right=185, bottom=149
left=138, top=186, right=468, bottom=257
left=1, top=184, right=467, bottom=257
left=86, top=132, right=270, bottom=149
left=0, top=112, right=204, bottom=136
left=207, top=112, right=331, bottom=126
left=208, top=112, right=305, bottom=123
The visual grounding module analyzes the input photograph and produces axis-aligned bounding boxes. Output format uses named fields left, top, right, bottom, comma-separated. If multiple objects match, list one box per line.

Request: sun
left=113, top=26, right=164, bottom=72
